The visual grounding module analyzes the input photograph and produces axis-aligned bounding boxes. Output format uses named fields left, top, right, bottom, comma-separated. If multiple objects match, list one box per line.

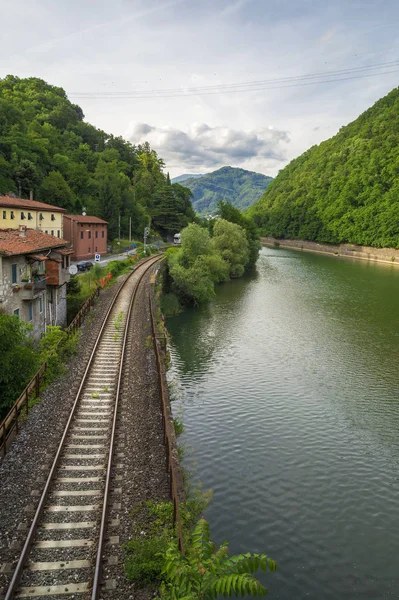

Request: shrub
left=0, top=315, right=39, bottom=419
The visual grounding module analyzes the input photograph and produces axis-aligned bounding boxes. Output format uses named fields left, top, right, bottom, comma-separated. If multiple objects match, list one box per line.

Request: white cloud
left=128, top=122, right=290, bottom=175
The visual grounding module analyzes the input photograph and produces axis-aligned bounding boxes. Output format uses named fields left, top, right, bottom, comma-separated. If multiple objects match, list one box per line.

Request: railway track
left=4, top=255, right=162, bottom=600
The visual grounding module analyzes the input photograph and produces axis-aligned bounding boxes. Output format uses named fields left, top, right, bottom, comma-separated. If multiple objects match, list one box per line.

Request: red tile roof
left=0, top=228, right=71, bottom=257
left=0, top=195, right=65, bottom=213
left=65, top=214, right=108, bottom=224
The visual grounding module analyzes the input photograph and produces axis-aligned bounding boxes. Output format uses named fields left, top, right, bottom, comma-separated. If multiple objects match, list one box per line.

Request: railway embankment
left=260, top=236, right=399, bottom=266
left=0, top=258, right=179, bottom=600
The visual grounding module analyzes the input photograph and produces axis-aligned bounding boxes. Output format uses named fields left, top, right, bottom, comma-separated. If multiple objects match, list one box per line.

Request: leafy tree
left=212, top=219, right=249, bottom=278
left=39, top=171, right=75, bottom=211
left=0, top=314, right=39, bottom=418
left=180, top=224, right=212, bottom=265
left=218, top=200, right=260, bottom=267
left=158, top=518, right=276, bottom=599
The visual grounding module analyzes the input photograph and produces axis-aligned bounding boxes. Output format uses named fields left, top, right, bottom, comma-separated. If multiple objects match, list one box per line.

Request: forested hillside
left=0, top=75, right=195, bottom=239
left=250, top=86, right=399, bottom=248
left=181, top=166, right=273, bottom=214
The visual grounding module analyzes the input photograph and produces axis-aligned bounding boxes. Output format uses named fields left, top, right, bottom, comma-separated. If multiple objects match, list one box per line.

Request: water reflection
left=167, top=246, right=399, bottom=600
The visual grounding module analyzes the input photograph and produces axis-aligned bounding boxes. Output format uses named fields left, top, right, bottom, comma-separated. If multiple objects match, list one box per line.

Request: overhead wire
left=69, top=60, right=399, bottom=99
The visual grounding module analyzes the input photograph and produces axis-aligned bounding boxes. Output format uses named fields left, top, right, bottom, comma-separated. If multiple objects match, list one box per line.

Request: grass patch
left=173, top=408, right=184, bottom=436
left=114, top=310, right=124, bottom=331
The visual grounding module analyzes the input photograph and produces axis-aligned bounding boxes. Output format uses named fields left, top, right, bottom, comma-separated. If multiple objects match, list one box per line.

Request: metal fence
left=149, top=286, right=185, bottom=554
left=0, top=285, right=100, bottom=458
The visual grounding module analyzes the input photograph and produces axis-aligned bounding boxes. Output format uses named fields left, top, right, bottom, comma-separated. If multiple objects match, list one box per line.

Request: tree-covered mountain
left=171, top=173, right=204, bottom=184
left=249, top=87, right=399, bottom=248
left=179, top=166, right=273, bottom=214
left=0, top=75, right=195, bottom=239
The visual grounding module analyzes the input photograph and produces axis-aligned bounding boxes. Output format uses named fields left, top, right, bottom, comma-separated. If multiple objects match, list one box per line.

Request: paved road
left=71, top=252, right=134, bottom=269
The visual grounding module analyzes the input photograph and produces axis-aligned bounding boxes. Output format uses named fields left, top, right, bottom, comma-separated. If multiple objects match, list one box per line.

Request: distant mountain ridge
left=176, top=166, right=273, bottom=214
left=171, top=173, right=204, bottom=184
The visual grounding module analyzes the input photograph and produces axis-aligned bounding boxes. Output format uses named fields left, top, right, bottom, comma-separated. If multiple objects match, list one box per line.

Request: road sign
left=95, top=254, right=101, bottom=262
left=69, top=264, right=78, bottom=275
left=144, top=227, right=150, bottom=236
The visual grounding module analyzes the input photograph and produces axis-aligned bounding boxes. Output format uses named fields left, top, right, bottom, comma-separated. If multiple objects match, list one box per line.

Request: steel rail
left=91, top=254, right=162, bottom=599
left=4, top=255, right=160, bottom=600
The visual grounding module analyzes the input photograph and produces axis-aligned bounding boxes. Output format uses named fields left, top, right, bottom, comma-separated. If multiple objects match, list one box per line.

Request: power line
left=70, top=67, right=399, bottom=100
left=69, top=60, right=399, bottom=99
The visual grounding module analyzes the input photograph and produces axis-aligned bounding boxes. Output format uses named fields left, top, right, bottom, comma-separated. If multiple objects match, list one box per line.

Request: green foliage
left=212, top=218, right=249, bottom=278
left=180, top=166, right=273, bottom=215
left=113, top=310, right=124, bottom=331
left=166, top=220, right=251, bottom=304
left=0, top=314, right=39, bottom=418
left=0, top=75, right=196, bottom=239
left=173, top=409, right=184, bottom=435
left=39, top=171, right=75, bottom=211
left=125, top=500, right=175, bottom=588
left=250, top=86, right=399, bottom=248
left=38, top=326, right=78, bottom=384
left=158, top=518, right=276, bottom=600
left=218, top=200, right=260, bottom=267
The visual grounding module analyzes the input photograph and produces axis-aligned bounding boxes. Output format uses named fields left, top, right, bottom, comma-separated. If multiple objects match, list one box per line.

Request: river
left=166, top=245, right=399, bottom=600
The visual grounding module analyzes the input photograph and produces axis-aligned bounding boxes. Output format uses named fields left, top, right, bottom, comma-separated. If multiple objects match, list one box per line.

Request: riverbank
left=260, top=236, right=399, bottom=266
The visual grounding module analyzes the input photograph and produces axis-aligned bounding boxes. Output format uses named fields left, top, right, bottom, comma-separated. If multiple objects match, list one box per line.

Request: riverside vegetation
left=250, top=86, right=399, bottom=248
left=163, top=201, right=260, bottom=308
left=125, top=424, right=276, bottom=599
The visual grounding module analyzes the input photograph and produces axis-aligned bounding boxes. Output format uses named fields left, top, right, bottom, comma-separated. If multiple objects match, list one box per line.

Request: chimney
left=29, top=190, right=33, bottom=201
left=19, top=225, right=27, bottom=238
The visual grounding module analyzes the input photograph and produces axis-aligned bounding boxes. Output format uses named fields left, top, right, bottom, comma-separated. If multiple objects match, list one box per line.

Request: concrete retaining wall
left=260, top=237, right=399, bottom=266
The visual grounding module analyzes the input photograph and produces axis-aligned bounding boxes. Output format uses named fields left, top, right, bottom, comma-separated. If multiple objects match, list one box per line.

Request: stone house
left=0, top=227, right=72, bottom=340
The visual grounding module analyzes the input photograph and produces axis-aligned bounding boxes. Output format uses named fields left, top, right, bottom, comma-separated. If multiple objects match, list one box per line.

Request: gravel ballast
left=0, top=279, right=125, bottom=596
left=0, top=261, right=174, bottom=600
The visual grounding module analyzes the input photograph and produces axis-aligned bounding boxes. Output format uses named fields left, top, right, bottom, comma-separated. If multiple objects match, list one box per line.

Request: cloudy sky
left=1, top=0, right=399, bottom=177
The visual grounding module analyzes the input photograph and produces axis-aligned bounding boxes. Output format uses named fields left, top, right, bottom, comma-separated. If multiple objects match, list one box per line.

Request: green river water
left=166, top=245, right=399, bottom=600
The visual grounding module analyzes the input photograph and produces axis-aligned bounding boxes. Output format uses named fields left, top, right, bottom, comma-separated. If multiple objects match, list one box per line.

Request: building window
left=21, top=212, right=25, bottom=220
left=102, top=231, right=104, bottom=238
left=13, top=308, right=20, bottom=318
left=12, top=263, right=18, bottom=284
left=95, top=230, right=98, bottom=238
left=28, top=302, right=33, bottom=322
left=10, top=211, right=15, bottom=219
left=39, top=296, right=43, bottom=313
left=95, top=246, right=97, bottom=252
left=80, top=231, right=84, bottom=240
left=88, top=231, right=91, bottom=239
left=45, top=230, right=48, bottom=234
left=51, top=214, right=55, bottom=221
left=39, top=213, right=44, bottom=221
left=57, top=230, right=60, bottom=238
left=28, top=212, right=32, bottom=220
left=88, top=247, right=91, bottom=253
left=51, top=230, right=54, bottom=236
left=2, top=210, right=6, bottom=219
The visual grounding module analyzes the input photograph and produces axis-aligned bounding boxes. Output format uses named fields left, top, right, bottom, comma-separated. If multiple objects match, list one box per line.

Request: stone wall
left=260, top=237, right=399, bottom=266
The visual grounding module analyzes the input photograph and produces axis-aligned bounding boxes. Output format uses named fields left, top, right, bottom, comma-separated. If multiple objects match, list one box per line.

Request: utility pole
left=118, top=213, right=121, bottom=245
left=129, top=216, right=131, bottom=243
